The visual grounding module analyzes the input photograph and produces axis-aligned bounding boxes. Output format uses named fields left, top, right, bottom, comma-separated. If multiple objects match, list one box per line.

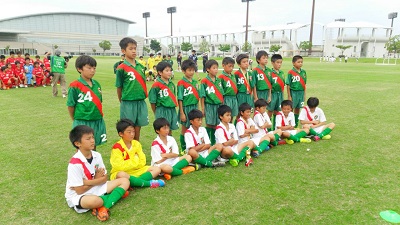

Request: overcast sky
left=3, top=0, right=400, bottom=44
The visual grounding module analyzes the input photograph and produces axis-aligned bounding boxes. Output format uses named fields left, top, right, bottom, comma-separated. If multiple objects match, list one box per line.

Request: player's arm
left=67, top=106, right=75, bottom=120
left=286, top=85, right=291, bottom=100
left=178, top=100, right=186, bottom=122
left=116, top=87, right=122, bottom=102
left=200, top=97, right=205, bottom=116
left=267, top=89, right=272, bottom=103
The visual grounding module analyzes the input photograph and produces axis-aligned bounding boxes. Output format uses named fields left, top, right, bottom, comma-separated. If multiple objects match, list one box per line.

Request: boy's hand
left=267, top=96, right=271, bottom=103
left=160, top=153, right=168, bottom=158
left=94, top=168, right=105, bottom=178
left=180, top=114, right=186, bottom=123
left=312, top=120, right=319, bottom=125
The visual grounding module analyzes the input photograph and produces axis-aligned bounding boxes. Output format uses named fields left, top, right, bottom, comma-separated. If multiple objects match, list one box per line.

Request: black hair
left=188, top=109, right=203, bottom=121
left=162, top=55, right=166, bottom=59
left=9, top=51, right=15, bottom=55
left=217, top=105, right=232, bottom=118
left=121, top=54, right=125, bottom=57
left=0, top=55, right=5, bottom=59
left=16, top=51, right=21, bottom=54
left=239, top=103, right=252, bottom=113
left=236, top=53, right=249, bottom=64
left=156, top=61, right=172, bottom=73
left=150, top=53, right=154, bottom=57
left=254, top=99, right=268, bottom=108
left=192, top=50, right=196, bottom=53
left=24, top=53, right=30, bottom=56
left=292, top=55, right=303, bottom=63
left=181, top=59, right=196, bottom=72
left=281, top=100, right=293, bottom=108
left=271, top=54, right=283, bottom=63
left=119, top=37, right=137, bottom=50
left=153, top=118, right=170, bottom=132
left=35, top=55, right=40, bottom=59
left=15, top=60, right=20, bottom=65
left=139, top=56, right=143, bottom=58
left=25, top=57, right=30, bottom=61
left=69, top=125, right=94, bottom=149
left=307, top=97, right=319, bottom=108
left=205, top=59, right=218, bottom=70
left=33, top=61, right=39, bottom=65
left=0, top=66, right=6, bottom=71
left=167, top=55, right=171, bottom=57
left=157, top=53, right=161, bottom=55
left=116, top=118, right=135, bottom=134
left=256, top=50, right=268, bottom=63
left=75, top=55, right=97, bottom=73
left=222, top=57, right=235, bottom=65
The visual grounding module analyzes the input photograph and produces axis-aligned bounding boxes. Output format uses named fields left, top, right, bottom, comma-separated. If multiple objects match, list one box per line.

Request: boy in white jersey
left=151, top=118, right=195, bottom=181
left=253, top=99, right=282, bottom=147
left=299, top=97, right=335, bottom=141
left=215, top=105, right=255, bottom=167
left=276, top=100, right=311, bottom=144
left=236, top=102, right=272, bottom=158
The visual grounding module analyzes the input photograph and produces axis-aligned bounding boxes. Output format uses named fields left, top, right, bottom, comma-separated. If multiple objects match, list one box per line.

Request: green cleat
left=229, top=158, right=239, bottom=167
left=285, top=139, right=294, bottom=145
left=300, top=138, right=312, bottom=143
left=322, top=135, right=331, bottom=140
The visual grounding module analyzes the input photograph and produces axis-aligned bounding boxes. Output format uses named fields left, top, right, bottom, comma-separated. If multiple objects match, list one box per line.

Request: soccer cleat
left=150, top=180, right=160, bottom=188
left=229, top=158, right=239, bottom=167
left=157, top=179, right=165, bottom=187
left=43, top=85, right=46, bottom=87
left=24, top=85, right=28, bottom=88
left=182, top=166, right=195, bottom=174
left=285, top=139, right=294, bottom=145
left=163, top=173, right=172, bottom=181
left=322, top=135, right=331, bottom=140
left=277, top=140, right=287, bottom=145
left=62, top=94, right=66, bottom=98
left=189, top=163, right=202, bottom=170
left=251, top=150, right=260, bottom=158
left=212, top=161, right=226, bottom=167
left=311, top=136, right=320, bottom=141
left=122, top=190, right=130, bottom=198
left=264, top=145, right=270, bottom=151
left=92, top=206, right=109, bottom=221
left=300, top=138, right=312, bottom=143
left=245, top=158, right=254, bottom=167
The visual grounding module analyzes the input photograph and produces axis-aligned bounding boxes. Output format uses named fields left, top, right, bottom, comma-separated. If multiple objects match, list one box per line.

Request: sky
left=2, top=0, right=400, bottom=45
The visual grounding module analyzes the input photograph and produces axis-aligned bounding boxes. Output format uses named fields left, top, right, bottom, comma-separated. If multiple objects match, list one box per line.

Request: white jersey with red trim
left=275, top=111, right=295, bottom=130
left=253, top=110, right=272, bottom=138
left=236, top=117, right=256, bottom=143
left=299, top=106, right=326, bottom=123
left=184, top=126, right=210, bottom=151
left=215, top=122, right=238, bottom=145
left=151, top=135, right=179, bottom=166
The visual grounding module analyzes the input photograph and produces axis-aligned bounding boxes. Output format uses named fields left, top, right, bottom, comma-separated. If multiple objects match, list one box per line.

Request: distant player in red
left=0, top=55, right=5, bottom=68
left=32, top=61, right=45, bottom=87
left=1, top=64, right=15, bottom=89
left=35, top=55, right=43, bottom=66
left=14, top=61, right=27, bottom=88
left=43, top=52, right=52, bottom=85
left=6, top=51, right=16, bottom=70
left=16, top=51, right=24, bottom=63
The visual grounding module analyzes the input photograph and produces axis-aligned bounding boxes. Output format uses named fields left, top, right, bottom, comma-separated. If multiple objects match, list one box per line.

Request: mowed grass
left=0, top=56, right=399, bottom=224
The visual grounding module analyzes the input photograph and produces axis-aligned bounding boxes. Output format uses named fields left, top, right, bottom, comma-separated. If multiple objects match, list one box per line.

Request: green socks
left=319, top=128, right=332, bottom=138
left=138, top=171, right=153, bottom=181
left=289, top=131, right=307, bottom=142
left=170, top=159, right=189, bottom=176
left=206, top=149, right=221, bottom=161
left=238, top=146, right=250, bottom=160
left=129, top=176, right=151, bottom=187
left=272, top=114, right=276, bottom=131
left=101, top=186, right=125, bottom=209
left=194, top=155, right=212, bottom=167
left=309, top=128, right=318, bottom=136
left=179, top=134, right=186, bottom=152
left=271, top=133, right=280, bottom=146
left=294, top=114, right=299, bottom=128
left=258, top=140, right=270, bottom=152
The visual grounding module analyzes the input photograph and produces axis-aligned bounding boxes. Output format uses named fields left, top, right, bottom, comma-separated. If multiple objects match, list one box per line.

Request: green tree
left=335, top=44, right=352, bottom=55
left=143, top=46, right=151, bottom=55
left=385, top=35, right=400, bottom=54
left=92, top=48, right=96, bottom=54
left=53, top=44, right=58, bottom=49
left=181, top=42, right=193, bottom=55
left=270, top=44, right=282, bottom=53
left=150, top=39, right=161, bottom=53
left=199, top=39, right=210, bottom=53
left=99, top=40, right=112, bottom=55
left=218, top=44, right=231, bottom=57
left=242, top=41, right=252, bottom=53
left=168, top=44, right=174, bottom=55
left=5, top=45, right=10, bottom=54
left=299, top=41, right=312, bottom=53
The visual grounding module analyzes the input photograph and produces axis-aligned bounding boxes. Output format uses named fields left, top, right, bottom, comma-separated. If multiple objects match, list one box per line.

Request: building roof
left=326, top=21, right=390, bottom=29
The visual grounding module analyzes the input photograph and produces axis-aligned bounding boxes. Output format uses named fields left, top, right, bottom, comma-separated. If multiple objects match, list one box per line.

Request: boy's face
left=281, top=105, right=292, bottom=116
left=157, top=125, right=170, bottom=137
left=309, top=107, right=316, bottom=113
left=75, top=133, right=95, bottom=151
left=190, top=118, right=202, bottom=128
left=207, top=64, right=219, bottom=77
left=16, top=63, right=20, bottom=68
left=239, top=58, right=249, bottom=70
left=122, top=43, right=137, bottom=60
left=78, top=64, right=96, bottom=80
left=258, top=55, right=268, bottom=66
left=293, top=59, right=303, bottom=69
left=168, top=56, right=171, bottom=60
left=272, top=59, right=282, bottom=70
left=219, top=112, right=232, bottom=123
left=256, top=106, right=267, bottom=114
left=159, top=67, right=172, bottom=80
left=34, top=64, right=39, bottom=68
left=241, top=109, right=252, bottom=120
left=183, top=68, right=195, bottom=79
left=119, top=126, right=135, bottom=142
left=25, top=59, right=30, bottom=64
left=222, top=63, right=234, bottom=74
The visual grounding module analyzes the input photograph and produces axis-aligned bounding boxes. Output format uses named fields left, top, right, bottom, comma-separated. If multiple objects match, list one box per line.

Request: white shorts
left=153, top=158, right=180, bottom=167
left=199, top=149, right=209, bottom=158
left=285, top=129, right=298, bottom=136
left=313, top=126, right=324, bottom=134
left=250, top=137, right=261, bottom=146
left=66, top=182, right=108, bottom=213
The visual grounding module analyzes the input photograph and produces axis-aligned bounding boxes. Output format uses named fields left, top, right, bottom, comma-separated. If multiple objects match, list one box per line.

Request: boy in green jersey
left=200, top=59, right=224, bottom=145
left=67, top=55, right=107, bottom=147
left=252, top=50, right=272, bottom=103
left=268, top=54, right=286, bottom=130
left=149, top=61, right=179, bottom=135
left=234, top=54, right=255, bottom=108
left=116, top=37, right=148, bottom=141
left=177, top=59, right=199, bottom=151
left=218, top=57, right=238, bottom=122
left=286, top=55, right=307, bottom=127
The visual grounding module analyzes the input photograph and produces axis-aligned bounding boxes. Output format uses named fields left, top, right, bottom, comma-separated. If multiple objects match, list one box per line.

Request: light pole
left=388, top=12, right=398, bottom=37
left=308, top=0, right=315, bottom=56
left=287, top=22, right=295, bottom=41
left=167, top=7, right=177, bottom=37
left=241, top=0, right=255, bottom=45
left=142, top=12, right=150, bottom=38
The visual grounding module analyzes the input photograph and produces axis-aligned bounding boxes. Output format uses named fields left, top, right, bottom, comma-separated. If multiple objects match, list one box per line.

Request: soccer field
left=0, top=56, right=399, bottom=224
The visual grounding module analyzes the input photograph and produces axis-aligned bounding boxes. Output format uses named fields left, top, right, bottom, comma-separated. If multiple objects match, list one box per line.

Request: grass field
left=0, top=56, right=399, bottom=224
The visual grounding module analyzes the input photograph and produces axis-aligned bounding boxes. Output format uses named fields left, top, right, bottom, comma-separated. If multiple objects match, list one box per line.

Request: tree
left=335, top=45, right=352, bottom=56
left=270, top=44, right=282, bottom=53
left=199, top=39, right=210, bottom=53
left=92, top=48, right=96, bottom=54
left=143, top=46, right=151, bottom=55
left=54, top=44, right=58, bottom=49
left=218, top=44, right=231, bottom=57
left=299, top=41, right=312, bottom=54
left=168, top=44, right=174, bottom=55
left=150, top=39, right=161, bottom=53
left=99, top=40, right=112, bottom=55
left=242, top=41, right=252, bottom=53
left=5, top=45, right=10, bottom=54
left=180, top=42, right=193, bottom=55
left=385, top=35, right=400, bottom=55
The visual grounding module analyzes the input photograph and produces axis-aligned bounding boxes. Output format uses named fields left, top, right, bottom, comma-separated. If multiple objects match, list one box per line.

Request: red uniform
left=14, top=66, right=25, bottom=81
left=0, top=60, right=6, bottom=68
left=16, top=57, right=25, bottom=64
left=6, top=57, right=16, bottom=70
left=1, top=70, right=13, bottom=88
left=35, top=59, right=43, bottom=66
left=33, top=67, right=44, bottom=85
left=43, top=57, right=50, bottom=70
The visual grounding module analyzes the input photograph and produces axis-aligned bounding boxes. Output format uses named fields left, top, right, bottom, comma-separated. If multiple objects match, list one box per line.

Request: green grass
left=0, top=57, right=399, bottom=224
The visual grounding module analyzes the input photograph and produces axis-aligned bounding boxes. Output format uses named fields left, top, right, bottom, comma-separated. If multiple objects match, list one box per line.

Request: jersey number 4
left=206, top=86, right=215, bottom=94
left=77, top=91, right=93, bottom=102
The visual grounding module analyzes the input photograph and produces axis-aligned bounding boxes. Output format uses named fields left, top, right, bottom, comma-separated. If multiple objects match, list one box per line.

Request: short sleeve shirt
left=236, top=117, right=257, bottom=143
left=149, top=77, right=177, bottom=107
left=215, top=122, right=238, bottom=145
left=270, top=69, right=286, bottom=93
left=218, top=71, right=238, bottom=96
left=252, top=65, right=271, bottom=91
left=177, top=77, right=199, bottom=106
left=275, top=111, right=295, bottom=129
left=253, top=110, right=272, bottom=138
left=286, top=67, right=307, bottom=91
left=235, top=68, right=255, bottom=93
left=199, top=75, right=224, bottom=104
left=299, top=106, right=326, bottom=123
left=184, top=126, right=211, bottom=151
left=115, top=59, right=147, bottom=101
left=150, top=135, right=179, bottom=166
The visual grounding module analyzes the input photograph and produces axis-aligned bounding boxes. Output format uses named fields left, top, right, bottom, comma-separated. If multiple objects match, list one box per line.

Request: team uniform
left=177, top=77, right=199, bottom=128
left=14, top=66, right=25, bottom=84
left=200, top=75, right=224, bottom=125
left=184, top=126, right=211, bottom=157
left=268, top=68, right=285, bottom=111
left=252, top=65, right=272, bottom=101
left=275, top=111, right=297, bottom=135
left=24, top=64, right=34, bottom=85
left=188, top=54, right=198, bottom=71
left=235, top=68, right=255, bottom=107
left=67, top=77, right=107, bottom=146
left=149, top=77, right=179, bottom=130
left=151, top=135, right=180, bottom=167
left=286, top=67, right=307, bottom=109
left=253, top=110, right=274, bottom=138
left=6, top=57, right=16, bottom=70
left=65, top=150, right=108, bottom=213
left=154, top=56, right=162, bottom=66
left=42, top=57, right=51, bottom=84
left=218, top=71, right=239, bottom=116
left=215, top=122, right=240, bottom=154
left=299, top=106, right=326, bottom=133
left=236, top=117, right=261, bottom=145
left=32, top=67, right=44, bottom=86
left=1, top=70, right=12, bottom=88
left=116, top=59, right=149, bottom=127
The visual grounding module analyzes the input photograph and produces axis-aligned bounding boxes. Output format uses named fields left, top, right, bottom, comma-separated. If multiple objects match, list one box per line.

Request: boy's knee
left=329, top=122, right=335, bottom=129
left=188, top=148, right=198, bottom=158
left=120, top=178, right=130, bottom=189
left=214, top=143, right=223, bottom=151
left=116, top=171, right=130, bottom=179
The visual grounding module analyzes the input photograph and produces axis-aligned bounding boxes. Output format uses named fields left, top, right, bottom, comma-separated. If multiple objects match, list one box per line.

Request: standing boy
left=6, top=51, right=16, bottom=70
left=67, top=55, right=107, bottom=147
left=252, top=50, right=272, bottom=103
left=268, top=54, right=286, bottom=129
left=234, top=54, right=255, bottom=108
left=286, top=55, right=307, bottom=127
left=116, top=37, right=148, bottom=141
left=188, top=50, right=199, bottom=79
left=218, top=57, right=239, bottom=121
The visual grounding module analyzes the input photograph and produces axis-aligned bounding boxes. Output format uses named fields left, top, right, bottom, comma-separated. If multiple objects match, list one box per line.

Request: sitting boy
left=110, top=119, right=165, bottom=188
left=253, top=99, right=282, bottom=147
left=299, top=97, right=335, bottom=141
left=65, top=125, right=130, bottom=222
left=275, top=100, right=311, bottom=144
left=151, top=118, right=195, bottom=180
left=185, top=109, right=226, bottom=168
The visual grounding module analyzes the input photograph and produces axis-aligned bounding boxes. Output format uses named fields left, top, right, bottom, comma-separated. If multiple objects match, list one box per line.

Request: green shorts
left=223, top=95, right=238, bottom=117
left=156, top=106, right=179, bottom=130
left=290, top=90, right=305, bottom=109
left=256, top=90, right=270, bottom=101
left=205, top=103, right=220, bottom=126
left=120, top=100, right=149, bottom=127
left=178, top=104, right=198, bottom=128
left=267, top=92, right=283, bottom=112
left=73, top=118, right=107, bottom=146
left=237, top=92, right=254, bottom=109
